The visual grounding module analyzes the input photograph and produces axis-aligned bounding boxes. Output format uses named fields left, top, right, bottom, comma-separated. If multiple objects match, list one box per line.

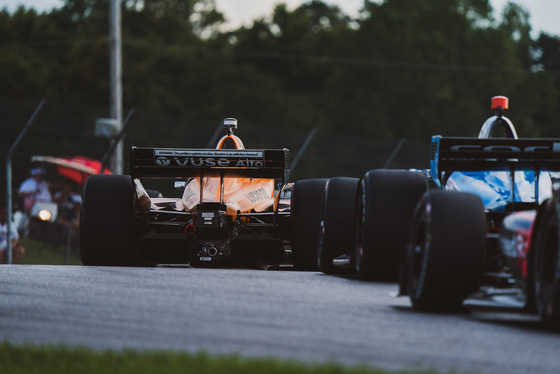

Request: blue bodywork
left=429, top=134, right=557, bottom=212
left=446, top=171, right=552, bottom=211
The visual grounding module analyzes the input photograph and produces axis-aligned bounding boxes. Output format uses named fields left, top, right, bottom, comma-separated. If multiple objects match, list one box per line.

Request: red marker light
left=185, top=224, right=196, bottom=235
left=491, top=96, right=509, bottom=110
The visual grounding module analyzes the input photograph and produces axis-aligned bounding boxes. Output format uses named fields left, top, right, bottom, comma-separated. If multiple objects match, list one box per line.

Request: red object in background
left=56, top=156, right=112, bottom=185
left=31, top=155, right=111, bottom=185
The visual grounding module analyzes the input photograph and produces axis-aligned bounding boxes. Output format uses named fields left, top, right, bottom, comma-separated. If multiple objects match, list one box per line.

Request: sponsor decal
left=155, top=149, right=262, bottom=158
left=153, top=149, right=265, bottom=168
left=154, top=157, right=265, bottom=167
left=155, top=157, right=171, bottom=166
left=449, top=143, right=560, bottom=153
left=244, top=187, right=270, bottom=203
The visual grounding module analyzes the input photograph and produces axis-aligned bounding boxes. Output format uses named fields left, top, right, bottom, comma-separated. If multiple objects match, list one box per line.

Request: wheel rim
left=408, top=201, right=431, bottom=302
left=411, top=218, right=427, bottom=287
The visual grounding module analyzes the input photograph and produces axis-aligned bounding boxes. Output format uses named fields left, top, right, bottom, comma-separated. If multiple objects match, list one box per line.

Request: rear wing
left=430, top=136, right=560, bottom=187
left=131, top=147, right=289, bottom=180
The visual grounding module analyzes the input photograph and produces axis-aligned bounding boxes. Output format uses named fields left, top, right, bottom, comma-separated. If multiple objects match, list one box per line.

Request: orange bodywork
left=181, top=134, right=275, bottom=216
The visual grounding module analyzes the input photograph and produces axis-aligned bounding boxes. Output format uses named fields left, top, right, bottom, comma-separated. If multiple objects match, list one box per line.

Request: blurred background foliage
left=1, top=0, right=560, bottom=199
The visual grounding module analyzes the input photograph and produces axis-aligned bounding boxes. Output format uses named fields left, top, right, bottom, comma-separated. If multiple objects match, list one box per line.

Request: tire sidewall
left=291, top=179, right=328, bottom=270
left=534, top=198, right=560, bottom=329
left=317, top=177, right=359, bottom=274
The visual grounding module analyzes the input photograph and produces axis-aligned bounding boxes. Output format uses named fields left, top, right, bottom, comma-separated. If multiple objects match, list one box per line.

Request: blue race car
left=312, top=96, right=560, bottom=329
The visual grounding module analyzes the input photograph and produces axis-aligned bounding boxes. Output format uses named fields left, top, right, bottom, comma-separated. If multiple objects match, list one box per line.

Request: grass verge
left=18, top=237, right=82, bottom=265
left=0, top=343, right=440, bottom=374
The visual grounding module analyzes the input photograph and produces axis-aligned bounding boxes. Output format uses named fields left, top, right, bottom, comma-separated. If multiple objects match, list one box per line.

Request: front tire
left=533, top=198, right=560, bottom=330
left=80, top=175, right=138, bottom=266
left=407, top=190, right=485, bottom=311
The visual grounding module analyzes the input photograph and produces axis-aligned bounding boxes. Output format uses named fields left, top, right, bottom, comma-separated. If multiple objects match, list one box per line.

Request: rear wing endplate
left=431, top=136, right=560, bottom=187
left=131, top=147, right=289, bottom=180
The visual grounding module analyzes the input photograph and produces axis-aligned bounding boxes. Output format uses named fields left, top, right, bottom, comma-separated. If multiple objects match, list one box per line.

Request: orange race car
left=79, top=118, right=324, bottom=269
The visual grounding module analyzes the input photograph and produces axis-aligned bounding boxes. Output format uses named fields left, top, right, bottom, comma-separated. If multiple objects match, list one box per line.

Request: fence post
left=5, top=99, right=46, bottom=264
left=290, top=128, right=317, bottom=177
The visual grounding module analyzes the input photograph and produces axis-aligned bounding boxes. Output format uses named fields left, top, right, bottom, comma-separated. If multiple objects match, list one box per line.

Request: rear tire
left=407, top=190, right=485, bottom=311
left=291, top=179, right=328, bottom=270
left=354, top=170, right=427, bottom=281
left=318, top=177, right=359, bottom=274
left=80, top=175, right=138, bottom=266
left=533, top=198, right=560, bottom=330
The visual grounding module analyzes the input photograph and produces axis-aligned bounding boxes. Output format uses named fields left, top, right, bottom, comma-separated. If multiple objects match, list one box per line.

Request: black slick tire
left=354, top=169, right=427, bottom=281
left=407, top=190, right=485, bottom=311
left=291, top=178, right=328, bottom=270
left=80, top=175, right=137, bottom=266
left=318, top=177, right=359, bottom=274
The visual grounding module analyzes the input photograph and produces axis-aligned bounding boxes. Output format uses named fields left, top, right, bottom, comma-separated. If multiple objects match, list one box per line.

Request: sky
left=0, top=0, right=559, bottom=37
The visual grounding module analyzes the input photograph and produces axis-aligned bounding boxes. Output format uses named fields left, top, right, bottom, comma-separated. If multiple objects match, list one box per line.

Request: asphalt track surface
left=1, top=265, right=560, bottom=374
